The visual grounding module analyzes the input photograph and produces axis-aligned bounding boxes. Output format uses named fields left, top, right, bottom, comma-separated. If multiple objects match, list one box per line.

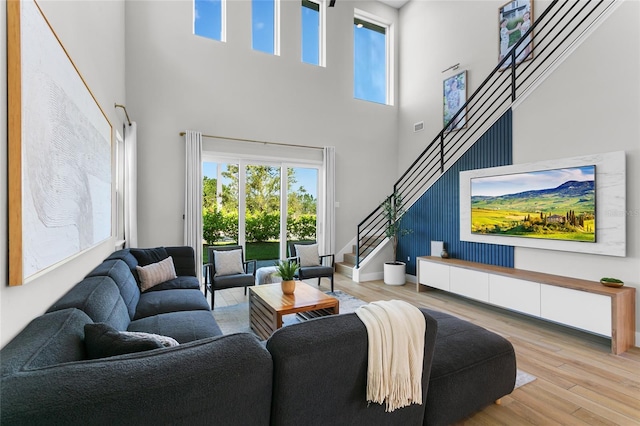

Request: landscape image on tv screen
left=471, top=165, right=596, bottom=242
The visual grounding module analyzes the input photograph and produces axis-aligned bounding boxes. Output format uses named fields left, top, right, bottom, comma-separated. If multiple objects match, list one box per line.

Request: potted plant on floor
left=275, top=259, right=298, bottom=294
left=382, top=193, right=412, bottom=286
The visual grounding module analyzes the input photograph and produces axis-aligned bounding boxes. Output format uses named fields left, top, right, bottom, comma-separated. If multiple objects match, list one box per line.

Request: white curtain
left=322, top=146, right=336, bottom=255
left=184, top=131, right=203, bottom=283
left=124, top=122, right=138, bottom=248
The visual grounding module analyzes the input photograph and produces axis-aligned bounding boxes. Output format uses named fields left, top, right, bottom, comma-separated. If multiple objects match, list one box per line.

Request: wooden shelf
left=417, top=256, right=636, bottom=354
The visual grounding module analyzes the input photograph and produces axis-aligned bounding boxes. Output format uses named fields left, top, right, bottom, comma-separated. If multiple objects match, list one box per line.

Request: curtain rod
left=179, top=131, right=323, bottom=151
left=114, top=103, right=132, bottom=126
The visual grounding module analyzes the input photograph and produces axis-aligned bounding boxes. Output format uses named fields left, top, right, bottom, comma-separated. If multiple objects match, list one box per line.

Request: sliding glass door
left=202, top=162, right=239, bottom=264
left=286, top=166, right=318, bottom=257
left=244, top=163, right=282, bottom=267
left=202, top=158, right=320, bottom=267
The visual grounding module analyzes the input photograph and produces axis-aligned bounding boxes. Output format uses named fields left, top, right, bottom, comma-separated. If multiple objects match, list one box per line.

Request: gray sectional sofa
left=1, top=246, right=516, bottom=425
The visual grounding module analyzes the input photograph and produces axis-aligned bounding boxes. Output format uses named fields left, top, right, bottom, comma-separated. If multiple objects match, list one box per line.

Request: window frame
left=301, top=0, right=326, bottom=67
left=193, top=0, right=227, bottom=43
left=201, top=153, right=323, bottom=260
left=353, top=9, right=394, bottom=106
left=252, top=0, right=281, bottom=56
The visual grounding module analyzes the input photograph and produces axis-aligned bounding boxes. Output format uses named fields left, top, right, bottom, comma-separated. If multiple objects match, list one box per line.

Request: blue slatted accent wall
left=398, top=110, right=514, bottom=275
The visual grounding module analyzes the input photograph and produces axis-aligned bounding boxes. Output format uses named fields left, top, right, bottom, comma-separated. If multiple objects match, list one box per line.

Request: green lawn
left=202, top=241, right=310, bottom=264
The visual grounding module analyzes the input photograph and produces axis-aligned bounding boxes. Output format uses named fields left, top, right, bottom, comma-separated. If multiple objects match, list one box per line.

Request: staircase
left=335, top=250, right=357, bottom=278
left=347, top=0, right=617, bottom=279
left=336, top=237, right=384, bottom=278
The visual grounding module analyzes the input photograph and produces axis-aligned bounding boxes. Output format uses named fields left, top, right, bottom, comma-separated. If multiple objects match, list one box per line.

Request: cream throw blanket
left=355, top=300, right=426, bottom=412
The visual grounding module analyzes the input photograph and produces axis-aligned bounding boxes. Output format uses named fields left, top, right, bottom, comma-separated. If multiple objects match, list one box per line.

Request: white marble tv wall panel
left=459, top=151, right=626, bottom=257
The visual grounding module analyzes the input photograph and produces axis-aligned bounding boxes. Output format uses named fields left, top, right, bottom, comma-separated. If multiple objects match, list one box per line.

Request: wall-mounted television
left=470, top=165, right=596, bottom=242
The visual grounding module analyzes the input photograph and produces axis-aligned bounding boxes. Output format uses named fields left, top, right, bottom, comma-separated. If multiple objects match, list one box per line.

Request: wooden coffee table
left=249, top=282, right=339, bottom=340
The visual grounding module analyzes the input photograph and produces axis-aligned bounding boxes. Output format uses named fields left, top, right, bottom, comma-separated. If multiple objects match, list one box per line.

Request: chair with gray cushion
left=288, top=241, right=335, bottom=292
left=205, top=245, right=257, bottom=309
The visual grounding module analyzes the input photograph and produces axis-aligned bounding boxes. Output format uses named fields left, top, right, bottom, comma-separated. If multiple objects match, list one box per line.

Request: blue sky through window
left=253, top=0, right=275, bottom=54
left=354, top=20, right=386, bottom=104
left=194, top=0, right=222, bottom=41
left=301, top=1, right=319, bottom=65
left=193, top=1, right=388, bottom=105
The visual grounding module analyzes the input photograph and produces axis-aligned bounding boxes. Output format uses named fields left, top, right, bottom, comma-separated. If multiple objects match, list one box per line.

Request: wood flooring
left=211, top=274, right=640, bottom=425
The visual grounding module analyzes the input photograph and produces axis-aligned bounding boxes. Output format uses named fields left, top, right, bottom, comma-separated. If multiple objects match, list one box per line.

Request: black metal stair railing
left=356, top=0, right=614, bottom=268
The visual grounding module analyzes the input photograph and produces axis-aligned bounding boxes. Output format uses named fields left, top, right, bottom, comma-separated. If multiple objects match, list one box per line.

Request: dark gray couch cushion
left=1, top=309, right=91, bottom=376
left=142, top=275, right=200, bottom=291
left=107, top=247, right=198, bottom=284
left=1, top=333, right=272, bottom=426
left=86, top=259, right=140, bottom=320
left=266, top=310, right=438, bottom=426
left=165, top=246, right=198, bottom=277
left=134, top=289, right=211, bottom=320
left=130, top=247, right=169, bottom=266
left=422, top=309, right=516, bottom=426
left=47, top=276, right=130, bottom=331
left=105, top=248, right=138, bottom=270
left=128, top=310, right=223, bottom=343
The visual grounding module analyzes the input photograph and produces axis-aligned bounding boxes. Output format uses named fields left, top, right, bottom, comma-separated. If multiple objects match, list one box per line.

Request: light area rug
left=515, top=369, right=536, bottom=389
left=212, top=290, right=366, bottom=335
left=211, top=290, right=536, bottom=390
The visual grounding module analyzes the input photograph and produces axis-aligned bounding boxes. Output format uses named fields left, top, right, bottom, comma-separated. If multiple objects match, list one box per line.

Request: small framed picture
left=443, top=70, right=467, bottom=132
left=499, top=0, right=534, bottom=69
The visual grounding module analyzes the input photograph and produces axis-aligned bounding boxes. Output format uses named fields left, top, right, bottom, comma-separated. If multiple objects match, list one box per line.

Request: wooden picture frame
left=443, top=70, right=467, bottom=132
left=8, top=0, right=112, bottom=286
left=499, top=0, right=534, bottom=69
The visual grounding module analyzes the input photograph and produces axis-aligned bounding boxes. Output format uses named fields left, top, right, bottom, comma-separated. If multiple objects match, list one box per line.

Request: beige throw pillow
left=295, top=244, right=320, bottom=267
left=214, top=249, right=245, bottom=277
left=136, top=256, right=178, bottom=292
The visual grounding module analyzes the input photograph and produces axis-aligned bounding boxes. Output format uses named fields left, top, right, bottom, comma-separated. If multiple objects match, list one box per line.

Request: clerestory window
left=353, top=11, right=392, bottom=105
left=253, top=0, right=280, bottom=55
left=194, top=0, right=225, bottom=42
left=301, top=0, right=325, bottom=66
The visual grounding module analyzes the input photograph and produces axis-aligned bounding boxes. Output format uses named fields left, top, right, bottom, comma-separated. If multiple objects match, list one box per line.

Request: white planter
left=384, top=262, right=406, bottom=286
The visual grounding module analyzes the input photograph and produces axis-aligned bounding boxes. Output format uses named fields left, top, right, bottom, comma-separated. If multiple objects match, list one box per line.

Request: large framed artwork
left=443, top=70, right=467, bottom=132
left=499, top=0, right=534, bottom=69
left=8, top=0, right=112, bottom=286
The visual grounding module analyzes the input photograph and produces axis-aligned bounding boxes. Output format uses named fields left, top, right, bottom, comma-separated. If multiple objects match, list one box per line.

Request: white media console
left=417, top=256, right=636, bottom=354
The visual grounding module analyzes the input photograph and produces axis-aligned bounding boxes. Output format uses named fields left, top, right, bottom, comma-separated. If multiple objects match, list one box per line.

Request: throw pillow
left=130, top=247, right=169, bottom=266
left=295, top=244, right=320, bottom=267
left=136, top=256, right=178, bottom=292
left=84, top=323, right=179, bottom=360
left=214, top=249, right=245, bottom=277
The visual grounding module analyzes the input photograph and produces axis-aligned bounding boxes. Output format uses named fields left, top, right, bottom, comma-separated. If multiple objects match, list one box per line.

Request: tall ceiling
left=378, top=0, right=409, bottom=8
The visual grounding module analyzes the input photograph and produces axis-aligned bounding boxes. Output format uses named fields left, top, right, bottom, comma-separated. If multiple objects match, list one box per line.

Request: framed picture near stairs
left=443, top=70, right=467, bottom=132
left=499, top=0, right=534, bottom=69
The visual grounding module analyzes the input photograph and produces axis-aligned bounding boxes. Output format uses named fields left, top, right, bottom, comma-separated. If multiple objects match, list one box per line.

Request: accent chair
left=288, top=241, right=335, bottom=292
left=205, top=245, right=257, bottom=309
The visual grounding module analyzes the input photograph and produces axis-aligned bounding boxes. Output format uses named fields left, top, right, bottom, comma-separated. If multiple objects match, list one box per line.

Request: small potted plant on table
left=275, top=259, right=299, bottom=294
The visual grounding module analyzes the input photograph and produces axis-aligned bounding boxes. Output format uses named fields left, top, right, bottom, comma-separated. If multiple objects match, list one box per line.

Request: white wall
left=397, top=0, right=640, bottom=342
left=397, top=0, right=499, bottom=171
left=512, top=1, right=640, bottom=335
left=0, top=0, right=127, bottom=347
left=124, top=0, right=399, bottom=251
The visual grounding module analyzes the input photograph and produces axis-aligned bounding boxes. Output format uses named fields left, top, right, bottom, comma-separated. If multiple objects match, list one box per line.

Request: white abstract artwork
left=20, top=0, right=112, bottom=280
